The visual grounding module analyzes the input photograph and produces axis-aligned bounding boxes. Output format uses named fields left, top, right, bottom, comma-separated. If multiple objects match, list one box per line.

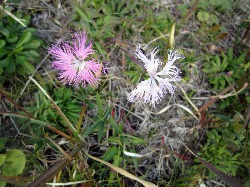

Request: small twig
left=195, top=82, right=248, bottom=116
left=195, top=83, right=236, bottom=115
left=114, top=103, right=144, bottom=121
left=181, top=0, right=200, bottom=21
left=1, top=101, right=31, bottom=137
left=0, top=89, right=33, bottom=117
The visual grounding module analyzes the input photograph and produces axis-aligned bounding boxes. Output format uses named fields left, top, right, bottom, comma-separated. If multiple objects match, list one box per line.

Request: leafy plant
left=196, top=114, right=247, bottom=177
left=178, top=0, right=235, bottom=44
left=202, top=47, right=249, bottom=112
left=22, top=87, right=82, bottom=135
left=0, top=10, right=42, bottom=87
left=202, top=48, right=249, bottom=90
left=178, top=50, right=200, bottom=83
left=208, top=0, right=233, bottom=12
left=0, top=149, right=26, bottom=187
left=69, top=0, right=172, bottom=56
left=94, top=113, right=146, bottom=185
left=82, top=92, right=111, bottom=142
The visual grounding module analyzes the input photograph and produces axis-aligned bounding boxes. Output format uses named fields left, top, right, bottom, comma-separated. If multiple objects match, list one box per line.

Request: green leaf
left=210, top=14, right=219, bottom=24
left=66, top=104, right=81, bottom=112
left=223, top=137, right=240, bottom=150
left=197, top=11, right=210, bottom=22
left=0, top=154, right=6, bottom=166
left=22, top=62, right=35, bottom=74
left=177, top=4, right=189, bottom=16
left=102, top=15, right=121, bottom=28
left=16, top=55, right=27, bottom=64
left=124, top=70, right=138, bottom=77
left=22, top=40, right=41, bottom=49
left=209, top=0, right=233, bottom=11
left=0, top=181, right=6, bottom=187
left=197, top=0, right=210, bottom=9
left=2, top=149, right=26, bottom=176
left=0, top=67, right=3, bottom=75
left=14, top=46, right=24, bottom=53
left=15, top=30, right=32, bottom=48
left=109, top=117, right=120, bottom=134
left=96, top=93, right=103, bottom=117
left=0, top=26, right=10, bottom=38
left=62, top=88, right=73, bottom=100
left=22, top=14, right=31, bottom=27
left=232, top=124, right=246, bottom=141
left=103, top=107, right=111, bottom=120
left=227, top=48, right=233, bottom=61
left=0, top=40, right=6, bottom=48
left=113, top=155, right=122, bottom=167
left=75, top=6, right=92, bottom=22
left=130, top=136, right=146, bottom=145
left=102, top=147, right=118, bottom=162
left=6, top=59, right=16, bottom=74
left=107, top=137, right=123, bottom=146
left=82, top=119, right=103, bottom=138
left=215, top=56, right=222, bottom=70
left=6, top=34, right=18, bottom=44
left=0, top=49, right=8, bottom=59
left=202, top=68, right=212, bottom=73
left=23, top=50, right=40, bottom=58
left=95, top=42, right=107, bottom=56
left=98, top=122, right=105, bottom=143
left=231, top=52, right=247, bottom=64
left=221, top=53, right=228, bottom=71
left=209, top=0, right=221, bottom=6
left=0, top=56, right=10, bottom=68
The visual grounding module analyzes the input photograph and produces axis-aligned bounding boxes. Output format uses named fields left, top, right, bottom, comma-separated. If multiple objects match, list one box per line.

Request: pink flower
left=48, top=31, right=102, bottom=87
left=128, top=47, right=183, bottom=107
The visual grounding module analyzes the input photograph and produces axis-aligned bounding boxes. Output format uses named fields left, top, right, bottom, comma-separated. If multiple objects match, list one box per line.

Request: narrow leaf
left=103, top=147, right=118, bottom=162
left=96, top=93, right=103, bottom=117
left=169, top=23, right=175, bottom=49
left=16, top=30, right=32, bottom=48
left=98, top=122, right=105, bottom=143
left=82, top=119, right=103, bottom=138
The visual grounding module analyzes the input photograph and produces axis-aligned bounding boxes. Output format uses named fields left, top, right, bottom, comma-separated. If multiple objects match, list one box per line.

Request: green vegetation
left=202, top=48, right=249, bottom=90
left=0, top=138, right=26, bottom=187
left=0, top=10, right=42, bottom=88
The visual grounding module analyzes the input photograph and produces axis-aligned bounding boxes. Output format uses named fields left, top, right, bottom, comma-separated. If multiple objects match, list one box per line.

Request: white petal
left=129, top=47, right=183, bottom=107
left=128, top=78, right=164, bottom=107
left=158, top=50, right=183, bottom=75
left=135, top=47, right=161, bottom=73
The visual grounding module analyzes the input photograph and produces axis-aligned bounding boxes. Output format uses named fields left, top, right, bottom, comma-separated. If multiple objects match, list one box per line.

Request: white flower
left=128, top=47, right=183, bottom=107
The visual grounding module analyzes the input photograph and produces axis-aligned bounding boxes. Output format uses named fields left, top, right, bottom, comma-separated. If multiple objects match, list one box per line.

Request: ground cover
left=0, top=0, right=249, bottom=186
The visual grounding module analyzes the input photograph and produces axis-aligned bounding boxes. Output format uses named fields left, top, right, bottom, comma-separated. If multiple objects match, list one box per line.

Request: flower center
left=148, top=70, right=157, bottom=78
left=72, top=59, right=86, bottom=71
